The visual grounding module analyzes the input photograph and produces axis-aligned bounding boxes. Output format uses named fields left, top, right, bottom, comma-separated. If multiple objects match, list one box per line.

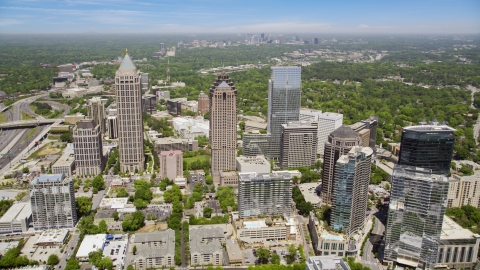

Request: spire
left=125, top=48, right=129, bottom=55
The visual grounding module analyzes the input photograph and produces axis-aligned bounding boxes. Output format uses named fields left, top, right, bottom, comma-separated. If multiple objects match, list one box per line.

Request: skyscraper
left=300, top=109, right=343, bottom=155
left=197, top=91, right=209, bottom=115
left=267, top=66, right=301, bottom=159
left=242, top=131, right=271, bottom=157
left=209, top=70, right=237, bottom=174
left=384, top=165, right=449, bottom=269
left=280, top=121, right=318, bottom=168
left=115, top=49, right=145, bottom=172
left=107, top=115, right=118, bottom=139
left=321, top=125, right=361, bottom=205
left=238, top=172, right=292, bottom=218
left=30, top=174, right=77, bottom=230
left=398, top=123, right=455, bottom=176
left=73, top=119, right=103, bottom=176
left=88, top=96, right=106, bottom=134
left=331, top=146, right=373, bottom=235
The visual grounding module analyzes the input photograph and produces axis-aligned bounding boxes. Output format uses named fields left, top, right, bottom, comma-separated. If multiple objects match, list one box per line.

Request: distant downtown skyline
left=0, top=0, right=479, bottom=34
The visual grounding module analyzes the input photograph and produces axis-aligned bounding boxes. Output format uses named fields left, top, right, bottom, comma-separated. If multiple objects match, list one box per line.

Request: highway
left=0, top=126, right=45, bottom=171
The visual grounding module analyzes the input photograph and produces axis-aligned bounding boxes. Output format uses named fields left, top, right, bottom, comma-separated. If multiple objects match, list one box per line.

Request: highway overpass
left=0, top=119, right=63, bottom=129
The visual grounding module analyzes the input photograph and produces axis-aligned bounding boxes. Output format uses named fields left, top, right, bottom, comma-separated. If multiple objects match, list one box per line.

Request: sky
left=0, top=0, right=479, bottom=34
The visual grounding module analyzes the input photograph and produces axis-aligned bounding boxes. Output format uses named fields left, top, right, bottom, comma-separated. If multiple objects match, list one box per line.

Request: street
left=361, top=205, right=388, bottom=270
left=56, top=232, right=80, bottom=270
left=295, top=214, right=310, bottom=258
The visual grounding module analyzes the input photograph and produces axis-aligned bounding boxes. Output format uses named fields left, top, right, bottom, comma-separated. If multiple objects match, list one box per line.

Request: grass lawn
left=47, top=134, right=61, bottom=141
left=0, top=112, right=6, bottom=123
left=183, top=154, right=210, bottom=164
left=21, top=111, right=35, bottom=120
left=22, top=127, right=38, bottom=143
left=28, top=142, right=62, bottom=160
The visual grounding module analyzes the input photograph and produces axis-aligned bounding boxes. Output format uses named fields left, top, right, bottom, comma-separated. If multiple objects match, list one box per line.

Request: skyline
left=0, top=0, right=478, bottom=34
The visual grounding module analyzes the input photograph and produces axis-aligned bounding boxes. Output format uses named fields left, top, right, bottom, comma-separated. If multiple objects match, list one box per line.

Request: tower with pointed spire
left=209, top=69, right=237, bottom=175
left=115, top=49, right=145, bottom=172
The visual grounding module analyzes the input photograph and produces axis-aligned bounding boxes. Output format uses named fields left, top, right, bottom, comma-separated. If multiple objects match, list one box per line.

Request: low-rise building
left=308, top=212, right=357, bottom=257
left=0, top=202, right=32, bottom=233
left=231, top=213, right=296, bottom=245
left=64, top=113, right=85, bottom=125
left=103, top=238, right=128, bottom=269
left=52, top=152, right=75, bottom=177
left=172, top=116, right=209, bottom=139
left=236, top=155, right=270, bottom=173
left=436, top=216, right=480, bottom=270
left=99, top=198, right=129, bottom=210
left=190, top=226, right=224, bottom=266
left=36, top=229, right=69, bottom=246
left=155, top=137, right=198, bottom=153
left=225, top=239, right=243, bottom=265
left=244, top=120, right=267, bottom=133
left=306, top=256, right=351, bottom=270
left=131, top=230, right=176, bottom=269
left=76, top=234, right=107, bottom=261
left=213, top=171, right=238, bottom=187
left=94, top=209, right=116, bottom=224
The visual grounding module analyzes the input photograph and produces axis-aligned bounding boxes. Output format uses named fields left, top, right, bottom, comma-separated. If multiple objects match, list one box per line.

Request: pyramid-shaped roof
left=330, top=125, right=359, bottom=139
left=217, top=81, right=230, bottom=88
left=119, top=51, right=136, bottom=70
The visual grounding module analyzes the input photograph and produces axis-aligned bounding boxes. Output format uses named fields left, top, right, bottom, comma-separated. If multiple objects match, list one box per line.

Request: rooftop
left=99, top=198, right=129, bottom=209
left=403, top=124, right=456, bottom=132
left=118, top=52, right=137, bottom=71
left=441, top=215, right=480, bottom=240
left=0, top=202, right=31, bottom=222
left=31, top=174, right=66, bottom=185
left=52, top=152, right=75, bottom=168
left=160, top=150, right=182, bottom=156
left=37, top=229, right=69, bottom=244
left=76, top=234, right=107, bottom=258
left=133, top=230, right=175, bottom=258
left=236, top=155, right=269, bottom=165
left=238, top=171, right=292, bottom=182
left=330, top=125, right=360, bottom=139
left=306, top=256, right=351, bottom=270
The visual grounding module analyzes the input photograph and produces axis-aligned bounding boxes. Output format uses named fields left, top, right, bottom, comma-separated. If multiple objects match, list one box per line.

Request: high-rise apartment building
left=384, top=165, right=449, bottom=269
left=267, top=66, right=301, bottom=159
left=107, top=115, right=118, bottom=139
left=238, top=172, right=292, bottom=218
left=115, top=49, right=145, bottom=172
left=350, top=117, right=378, bottom=150
left=331, top=147, right=373, bottom=235
left=30, top=174, right=77, bottom=230
left=160, top=43, right=165, bottom=52
left=73, top=119, right=103, bottom=176
left=447, top=169, right=480, bottom=208
left=197, top=91, right=209, bottom=114
left=398, top=123, right=455, bottom=176
left=88, top=96, right=106, bottom=134
left=242, top=131, right=271, bottom=157
left=209, top=70, right=237, bottom=174
left=279, top=121, right=318, bottom=168
left=159, top=150, right=183, bottom=181
left=300, top=109, right=343, bottom=155
left=321, top=125, right=361, bottom=205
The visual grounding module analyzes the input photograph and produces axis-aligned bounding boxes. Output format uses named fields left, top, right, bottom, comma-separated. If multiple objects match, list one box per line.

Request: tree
left=126, top=266, right=135, bottom=270
left=256, top=247, right=270, bottom=264
left=116, top=188, right=128, bottom=197
left=98, top=220, right=108, bottom=233
left=88, top=250, right=103, bottom=266
left=271, top=253, right=281, bottom=265
left=133, top=245, right=137, bottom=255
left=113, top=211, right=119, bottom=221
left=47, top=254, right=59, bottom=266
left=206, top=175, right=213, bottom=185
left=98, top=257, right=114, bottom=270
left=22, top=167, right=29, bottom=173
left=286, top=245, right=297, bottom=264
left=92, top=175, right=106, bottom=190
left=203, top=207, right=213, bottom=218
left=76, top=197, right=92, bottom=216
left=385, top=183, right=390, bottom=190
left=60, top=131, right=73, bottom=143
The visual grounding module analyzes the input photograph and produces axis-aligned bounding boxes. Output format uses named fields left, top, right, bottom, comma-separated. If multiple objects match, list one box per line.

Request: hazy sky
left=0, top=0, right=479, bottom=34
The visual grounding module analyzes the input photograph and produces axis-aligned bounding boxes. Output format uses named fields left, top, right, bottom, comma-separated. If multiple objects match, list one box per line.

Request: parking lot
left=102, top=240, right=128, bottom=269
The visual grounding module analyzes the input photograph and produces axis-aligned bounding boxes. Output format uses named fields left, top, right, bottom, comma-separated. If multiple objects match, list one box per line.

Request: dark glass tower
left=398, top=124, right=455, bottom=176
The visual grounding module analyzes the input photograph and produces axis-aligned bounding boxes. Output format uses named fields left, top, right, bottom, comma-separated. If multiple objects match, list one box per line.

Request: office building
left=231, top=212, right=296, bottom=244
left=132, top=230, right=176, bottom=269
left=159, top=150, right=183, bottom=181
left=197, top=91, right=209, bottom=114
left=107, top=115, right=118, bottom=139
left=267, top=66, right=302, bottom=159
left=115, top=49, right=145, bottom=172
left=88, top=96, right=106, bottom=134
left=321, top=125, right=361, bottom=205
left=436, top=216, right=480, bottom=270
left=350, top=117, right=378, bottom=150
left=160, top=43, right=165, bottom=52
left=155, top=137, right=198, bottom=153
left=306, top=256, right=350, bottom=270
left=209, top=70, right=237, bottom=173
left=280, top=121, right=318, bottom=168
left=73, top=119, right=103, bottom=176
left=30, top=174, right=77, bottom=230
left=236, top=155, right=270, bottom=173
left=242, top=131, right=271, bottom=157
left=447, top=168, right=480, bottom=208
left=52, top=151, right=75, bottom=177
left=300, top=110, right=343, bottom=155
left=238, top=172, right=292, bottom=218
left=0, top=202, right=32, bottom=233
left=398, top=123, right=455, bottom=176
left=140, top=72, right=149, bottom=90
left=331, top=147, right=373, bottom=235
left=142, top=94, right=156, bottom=114
left=314, top=38, right=319, bottom=45
left=383, top=166, right=449, bottom=269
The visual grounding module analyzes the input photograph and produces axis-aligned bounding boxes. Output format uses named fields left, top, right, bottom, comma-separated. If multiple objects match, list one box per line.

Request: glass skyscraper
left=331, top=146, right=373, bottom=235
left=398, top=124, right=455, bottom=176
left=267, top=66, right=301, bottom=159
left=384, top=165, right=449, bottom=269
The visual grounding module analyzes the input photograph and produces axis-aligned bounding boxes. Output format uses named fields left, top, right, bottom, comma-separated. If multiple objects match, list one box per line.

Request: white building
left=0, top=202, right=32, bottom=233
left=76, top=234, right=107, bottom=261
left=235, top=155, right=270, bottom=173
left=306, top=256, right=351, bottom=270
left=52, top=151, right=75, bottom=177
left=172, top=116, right=209, bottom=139
left=300, top=110, right=343, bottom=156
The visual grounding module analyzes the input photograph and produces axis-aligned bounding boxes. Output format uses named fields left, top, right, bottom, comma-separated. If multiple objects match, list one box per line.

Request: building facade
left=159, top=150, right=183, bottom=180
left=197, top=91, right=209, bottom=114
left=238, top=172, right=292, bottom=218
left=279, top=121, right=318, bottom=168
left=242, top=131, right=271, bottom=157
left=383, top=166, right=449, bottom=269
left=132, top=230, right=175, bottom=269
left=331, top=147, right=373, bottom=235
left=30, top=174, right=77, bottom=230
left=299, top=110, right=343, bottom=155
left=73, top=119, right=103, bottom=176
left=267, top=66, right=301, bottom=159
left=155, top=138, right=198, bottom=153
left=115, top=50, right=145, bottom=172
left=209, top=70, right=237, bottom=173
left=321, top=125, right=361, bottom=205
left=190, top=226, right=224, bottom=266
left=52, top=152, right=75, bottom=177
left=107, top=115, right=118, bottom=139
left=88, top=96, right=106, bottom=134
left=398, top=123, right=455, bottom=176
left=447, top=171, right=480, bottom=208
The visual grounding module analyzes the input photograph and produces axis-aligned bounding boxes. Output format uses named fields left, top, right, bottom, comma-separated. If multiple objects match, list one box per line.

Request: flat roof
left=243, top=220, right=268, bottom=229
left=31, top=174, right=65, bottom=184
left=321, top=233, right=344, bottom=241
left=0, top=202, right=31, bottom=222
left=441, top=215, right=480, bottom=240
left=99, top=198, right=128, bottom=208
left=76, top=234, right=106, bottom=258
left=225, top=239, right=243, bottom=262
left=37, top=229, right=69, bottom=244
left=236, top=155, right=269, bottom=165
left=52, top=152, right=75, bottom=168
